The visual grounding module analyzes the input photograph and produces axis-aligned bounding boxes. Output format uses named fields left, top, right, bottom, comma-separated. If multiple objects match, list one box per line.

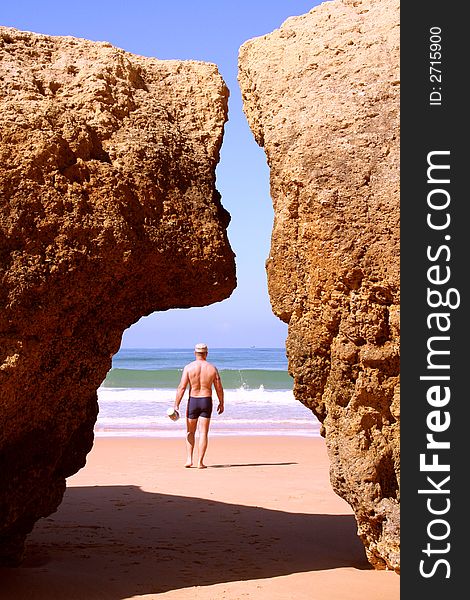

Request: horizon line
left=118, top=346, right=287, bottom=350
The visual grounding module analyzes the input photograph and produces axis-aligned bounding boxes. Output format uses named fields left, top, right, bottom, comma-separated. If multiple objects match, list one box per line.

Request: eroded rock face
left=239, top=0, right=399, bottom=571
left=0, top=27, right=235, bottom=564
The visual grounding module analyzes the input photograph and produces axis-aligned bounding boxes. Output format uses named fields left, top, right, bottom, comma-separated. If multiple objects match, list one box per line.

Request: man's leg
left=197, top=417, right=211, bottom=469
left=185, top=418, right=198, bottom=467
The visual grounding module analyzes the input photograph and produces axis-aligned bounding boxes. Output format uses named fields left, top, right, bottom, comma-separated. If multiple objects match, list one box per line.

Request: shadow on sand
left=0, top=485, right=371, bottom=599
left=209, top=461, right=298, bottom=468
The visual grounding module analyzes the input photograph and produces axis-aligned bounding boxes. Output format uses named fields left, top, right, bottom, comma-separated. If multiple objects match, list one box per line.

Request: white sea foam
left=95, top=386, right=320, bottom=437
left=95, top=429, right=319, bottom=438
left=98, top=387, right=297, bottom=405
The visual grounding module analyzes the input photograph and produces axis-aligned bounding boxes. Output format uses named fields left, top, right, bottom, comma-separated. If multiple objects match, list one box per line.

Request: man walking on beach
left=173, top=343, right=224, bottom=469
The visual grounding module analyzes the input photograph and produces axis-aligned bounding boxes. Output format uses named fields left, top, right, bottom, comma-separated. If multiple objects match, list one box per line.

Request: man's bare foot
left=184, top=462, right=193, bottom=468
left=197, top=464, right=207, bottom=469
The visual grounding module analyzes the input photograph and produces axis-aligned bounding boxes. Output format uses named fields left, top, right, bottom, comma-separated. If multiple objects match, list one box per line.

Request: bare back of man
left=185, top=359, right=218, bottom=397
left=173, top=344, right=224, bottom=469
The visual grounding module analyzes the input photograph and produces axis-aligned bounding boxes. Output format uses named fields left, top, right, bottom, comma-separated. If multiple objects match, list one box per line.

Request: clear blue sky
left=1, top=0, right=322, bottom=348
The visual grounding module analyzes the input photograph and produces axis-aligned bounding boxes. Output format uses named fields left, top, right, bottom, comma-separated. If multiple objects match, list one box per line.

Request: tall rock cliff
left=239, top=0, right=399, bottom=571
left=0, top=27, right=235, bottom=565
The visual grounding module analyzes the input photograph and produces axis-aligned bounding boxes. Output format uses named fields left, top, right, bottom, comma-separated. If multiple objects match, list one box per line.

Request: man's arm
left=214, top=368, right=224, bottom=414
left=174, top=367, right=189, bottom=412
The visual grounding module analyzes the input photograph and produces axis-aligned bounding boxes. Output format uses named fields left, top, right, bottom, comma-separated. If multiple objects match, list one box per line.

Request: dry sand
left=0, top=436, right=399, bottom=599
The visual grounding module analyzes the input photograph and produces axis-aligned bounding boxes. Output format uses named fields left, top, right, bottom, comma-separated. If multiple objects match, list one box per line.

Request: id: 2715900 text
left=429, top=26, right=442, bottom=106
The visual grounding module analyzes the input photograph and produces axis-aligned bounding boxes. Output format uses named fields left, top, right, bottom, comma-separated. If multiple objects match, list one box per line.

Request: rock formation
left=0, top=27, right=235, bottom=565
left=239, top=0, right=399, bottom=571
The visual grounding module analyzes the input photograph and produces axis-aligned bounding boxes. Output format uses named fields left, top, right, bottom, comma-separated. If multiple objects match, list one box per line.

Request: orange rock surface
left=0, top=27, right=235, bottom=564
left=239, top=0, right=400, bottom=571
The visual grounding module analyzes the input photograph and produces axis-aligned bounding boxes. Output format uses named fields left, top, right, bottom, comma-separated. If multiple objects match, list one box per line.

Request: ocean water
left=96, top=348, right=321, bottom=437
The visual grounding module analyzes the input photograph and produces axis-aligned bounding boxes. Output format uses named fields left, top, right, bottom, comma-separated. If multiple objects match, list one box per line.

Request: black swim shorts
left=187, top=396, right=213, bottom=419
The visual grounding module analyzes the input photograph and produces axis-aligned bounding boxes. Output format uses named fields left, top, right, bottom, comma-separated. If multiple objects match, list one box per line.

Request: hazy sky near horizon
left=1, top=0, right=323, bottom=348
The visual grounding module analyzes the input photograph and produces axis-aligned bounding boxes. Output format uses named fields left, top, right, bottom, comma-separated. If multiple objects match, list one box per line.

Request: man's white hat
left=194, top=343, right=208, bottom=353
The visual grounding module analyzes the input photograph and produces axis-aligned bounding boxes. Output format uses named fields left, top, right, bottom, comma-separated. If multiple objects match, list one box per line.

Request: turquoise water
left=103, top=368, right=293, bottom=390
left=97, top=348, right=320, bottom=437
left=102, top=348, right=293, bottom=390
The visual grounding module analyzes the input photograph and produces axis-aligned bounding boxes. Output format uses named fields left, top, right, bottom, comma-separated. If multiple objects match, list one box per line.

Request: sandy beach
left=0, top=436, right=399, bottom=599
